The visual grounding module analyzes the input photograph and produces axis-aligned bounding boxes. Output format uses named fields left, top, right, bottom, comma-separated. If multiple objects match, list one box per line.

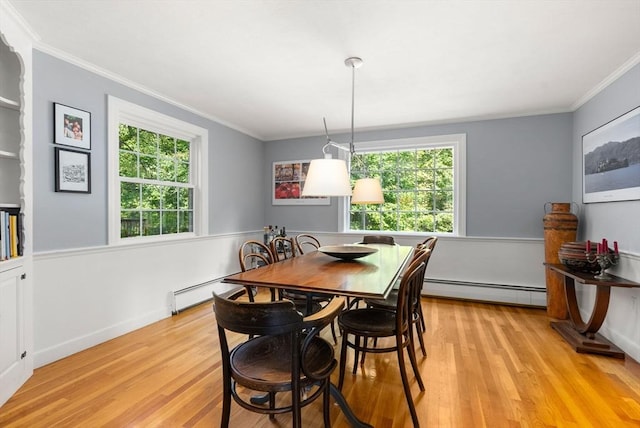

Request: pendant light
left=301, top=57, right=384, bottom=204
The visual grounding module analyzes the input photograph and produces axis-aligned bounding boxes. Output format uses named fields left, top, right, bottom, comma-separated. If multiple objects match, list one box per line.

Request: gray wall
left=264, top=113, right=574, bottom=238
left=573, top=62, right=640, bottom=253
left=32, top=51, right=265, bottom=252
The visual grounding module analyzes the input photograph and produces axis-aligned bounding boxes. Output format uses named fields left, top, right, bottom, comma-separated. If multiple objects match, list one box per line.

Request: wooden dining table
left=222, top=243, right=415, bottom=428
left=224, top=243, right=414, bottom=299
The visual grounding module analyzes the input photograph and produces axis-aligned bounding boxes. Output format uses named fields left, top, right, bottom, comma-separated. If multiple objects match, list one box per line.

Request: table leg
left=550, top=276, right=624, bottom=358
left=329, top=383, right=373, bottom=428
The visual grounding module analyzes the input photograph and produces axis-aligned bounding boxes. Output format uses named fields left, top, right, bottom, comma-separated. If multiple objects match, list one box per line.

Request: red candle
left=586, top=240, right=591, bottom=253
left=614, top=241, right=619, bottom=255
left=597, top=243, right=601, bottom=254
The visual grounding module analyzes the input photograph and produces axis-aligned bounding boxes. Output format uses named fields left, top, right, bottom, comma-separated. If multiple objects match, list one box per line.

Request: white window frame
left=107, top=96, right=209, bottom=244
left=339, top=134, right=466, bottom=236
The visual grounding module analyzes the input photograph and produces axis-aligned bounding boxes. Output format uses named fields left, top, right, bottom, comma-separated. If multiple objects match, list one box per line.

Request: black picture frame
left=55, top=147, right=91, bottom=193
left=54, top=103, right=91, bottom=150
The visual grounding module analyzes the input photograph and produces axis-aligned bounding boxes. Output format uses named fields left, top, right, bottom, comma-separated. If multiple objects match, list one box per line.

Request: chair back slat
left=295, top=234, right=320, bottom=255
left=270, top=236, right=297, bottom=261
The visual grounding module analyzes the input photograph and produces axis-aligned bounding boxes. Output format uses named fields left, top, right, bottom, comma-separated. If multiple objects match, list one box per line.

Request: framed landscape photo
left=54, top=103, right=91, bottom=150
left=55, top=147, right=91, bottom=193
left=583, top=105, right=640, bottom=203
left=272, top=160, right=330, bottom=205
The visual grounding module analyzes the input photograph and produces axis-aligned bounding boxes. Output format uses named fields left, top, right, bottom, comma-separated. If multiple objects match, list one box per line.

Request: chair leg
left=415, top=319, right=427, bottom=357
left=417, top=301, right=426, bottom=331
left=406, top=332, right=425, bottom=391
left=323, top=380, right=331, bottom=428
left=352, top=335, right=361, bottom=375
left=396, top=344, right=421, bottom=427
left=245, top=286, right=255, bottom=302
left=221, top=379, right=231, bottom=428
left=338, top=331, right=349, bottom=390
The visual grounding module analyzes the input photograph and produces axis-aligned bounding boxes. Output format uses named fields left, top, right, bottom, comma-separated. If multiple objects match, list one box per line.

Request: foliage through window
left=118, top=125, right=193, bottom=238
left=108, top=96, right=208, bottom=244
left=348, top=135, right=465, bottom=235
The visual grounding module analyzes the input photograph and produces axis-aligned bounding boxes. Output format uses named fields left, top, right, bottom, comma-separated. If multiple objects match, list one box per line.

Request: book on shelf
left=0, top=207, right=21, bottom=261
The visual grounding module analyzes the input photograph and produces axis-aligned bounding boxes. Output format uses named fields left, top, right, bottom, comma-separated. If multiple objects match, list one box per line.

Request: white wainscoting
left=305, top=232, right=547, bottom=305
left=32, top=232, right=259, bottom=368
left=32, top=231, right=640, bottom=367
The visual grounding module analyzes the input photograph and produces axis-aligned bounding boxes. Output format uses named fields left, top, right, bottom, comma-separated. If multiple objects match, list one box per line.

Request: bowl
left=318, top=245, right=378, bottom=260
left=558, top=241, right=600, bottom=273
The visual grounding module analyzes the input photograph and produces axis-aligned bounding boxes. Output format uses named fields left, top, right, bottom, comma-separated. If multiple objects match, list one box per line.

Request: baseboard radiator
left=423, top=278, right=547, bottom=307
left=171, top=277, right=242, bottom=314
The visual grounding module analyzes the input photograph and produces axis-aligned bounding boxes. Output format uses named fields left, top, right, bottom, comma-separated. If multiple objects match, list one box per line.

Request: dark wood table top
left=224, top=244, right=414, bottom=299
left=546, top=263, right=640, bottom=288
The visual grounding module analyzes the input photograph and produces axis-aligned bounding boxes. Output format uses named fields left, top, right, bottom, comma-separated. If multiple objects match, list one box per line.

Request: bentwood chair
left=364, top=243, right=434, bottom=358
left=238, top=240, right=276, bottom=302
left=214, top=288, right=345, bottom=428
left=295, top=233, right=321, bottom=254
left=271, top=236, right=337, bottom=341
left=338, top=249, right=431, bottom=428
left=360, top=235, right=396, bottom=245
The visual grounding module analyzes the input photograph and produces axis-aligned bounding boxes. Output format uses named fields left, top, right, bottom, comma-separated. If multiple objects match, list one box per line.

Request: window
left=346, top=134, right=466, bottom=236
left=108, top=97, right=208, bottom=244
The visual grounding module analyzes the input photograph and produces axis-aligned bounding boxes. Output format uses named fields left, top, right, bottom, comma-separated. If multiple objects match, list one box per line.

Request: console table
left=546, top=263, right=640, bottom=359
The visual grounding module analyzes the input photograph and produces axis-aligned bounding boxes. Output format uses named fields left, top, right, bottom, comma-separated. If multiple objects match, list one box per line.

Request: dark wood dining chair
left=271, top=236, right=337, bottom=342
left=295, top=233, right=321, bottom=254
left=360, top=235, right=396, bottom=245
left=214, top=288, right=345, bottom=428
left=238, top=240, right=276, bottom=301
left=337, top=249, right=431, bottom=428
left=364, top=244, right=433, bottom=357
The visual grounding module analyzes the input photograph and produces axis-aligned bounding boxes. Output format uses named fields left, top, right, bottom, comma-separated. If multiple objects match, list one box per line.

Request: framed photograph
left=55, top=147, right=91, bottom=193
left=272, top=160, right=330, bottom=205
left=54, top=103, right=91, bottom=150
left=583, top=105, right=640, bottom=203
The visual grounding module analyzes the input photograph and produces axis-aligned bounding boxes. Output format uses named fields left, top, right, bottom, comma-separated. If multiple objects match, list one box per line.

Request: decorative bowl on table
left=318, top=245, right=378, bottom=260
left=558, top=241, right=600, bottom=273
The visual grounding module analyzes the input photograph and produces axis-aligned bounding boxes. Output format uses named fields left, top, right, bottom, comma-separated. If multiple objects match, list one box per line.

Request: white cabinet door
left=0, top=266, right=26, bottom=406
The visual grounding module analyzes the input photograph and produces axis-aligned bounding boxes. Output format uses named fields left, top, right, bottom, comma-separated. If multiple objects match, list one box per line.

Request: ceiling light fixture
left=301, top=57, right=384, bottom=204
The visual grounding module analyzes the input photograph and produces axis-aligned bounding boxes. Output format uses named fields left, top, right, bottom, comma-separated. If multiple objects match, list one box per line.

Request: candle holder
left=585, top=250, right=619, bottom=280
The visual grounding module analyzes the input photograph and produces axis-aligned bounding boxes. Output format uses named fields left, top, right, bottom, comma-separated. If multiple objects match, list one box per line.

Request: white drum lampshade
left=301, top=157, right=352, bottom=197
left=351, top=178, right=384, bottom=204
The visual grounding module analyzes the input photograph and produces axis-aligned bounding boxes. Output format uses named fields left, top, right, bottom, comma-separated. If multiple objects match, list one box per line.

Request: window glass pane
left=397, top=212, right=416, bottom=231
left=397, top=191, right=415, bottom=210
left=179, top=211, right=193, bottom=233
left=120, top=211, right=140, bottom=238
left=158, top=157, right=176, bottom=182
left=398, top=170, right=416, bottom=190
left=119, top=151, right=137, bottom=178
left=397, top=150, right=415, bottom=166
left=139, top=155, right=158, bottom=180
left=177, top=161, right=190, bottom=183
left=139, top=130, right=157, bottom=155
left=141, top=184, right=161, bottom=209
left=162, top=186, right=178, bottom=209
left=436, top=212, right=454, bottom=233
left=176, top=139, right=190, bottom=161
left=436, top=190, right=454, bottom=211
left=162, top=211, right=178, bottom=234
left=178, top=188, right=193, bottom=209
left=436, top=148, right=453, bottom=168
left=121, top=182, right=140, bottom=209
left=119, top=124, right=137, bottom=151
left=417, top=213, right=435, bottom=232
left=416, top=170, right=434, bottom=190
left=159, top=134, right=175, bottom=156
left=142, top=211, right=160, bottom=236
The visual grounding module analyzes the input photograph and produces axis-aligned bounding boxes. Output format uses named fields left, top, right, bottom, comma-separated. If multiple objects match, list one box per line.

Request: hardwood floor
left=1, top=294, right=640, bottom=427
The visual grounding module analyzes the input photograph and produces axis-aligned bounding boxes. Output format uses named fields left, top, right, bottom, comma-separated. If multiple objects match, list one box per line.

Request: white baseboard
left=424, top=279, right=547, bottom=307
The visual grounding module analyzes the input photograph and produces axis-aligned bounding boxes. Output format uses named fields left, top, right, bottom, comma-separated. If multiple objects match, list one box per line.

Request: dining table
left=223, top=243, right=415, bottom=428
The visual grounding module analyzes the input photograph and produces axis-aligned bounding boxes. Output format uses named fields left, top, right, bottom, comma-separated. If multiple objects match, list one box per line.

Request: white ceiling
left=7, top=0, right=640, bottom=141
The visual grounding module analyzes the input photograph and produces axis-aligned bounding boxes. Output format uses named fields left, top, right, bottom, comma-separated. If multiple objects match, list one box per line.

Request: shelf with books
left=0, top=207, right=22, bottom=262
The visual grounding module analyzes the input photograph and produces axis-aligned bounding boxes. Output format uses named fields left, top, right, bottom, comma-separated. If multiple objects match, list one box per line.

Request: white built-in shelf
left=0, top=203, right=20, bottom=208
left=0, top=96, right=20, bottom=110
left=0, top=150, right=19, bottom=160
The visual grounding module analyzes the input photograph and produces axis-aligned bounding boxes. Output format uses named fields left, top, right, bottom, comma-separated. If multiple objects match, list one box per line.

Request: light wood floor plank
left=1, top=295, right=639, bottom=427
